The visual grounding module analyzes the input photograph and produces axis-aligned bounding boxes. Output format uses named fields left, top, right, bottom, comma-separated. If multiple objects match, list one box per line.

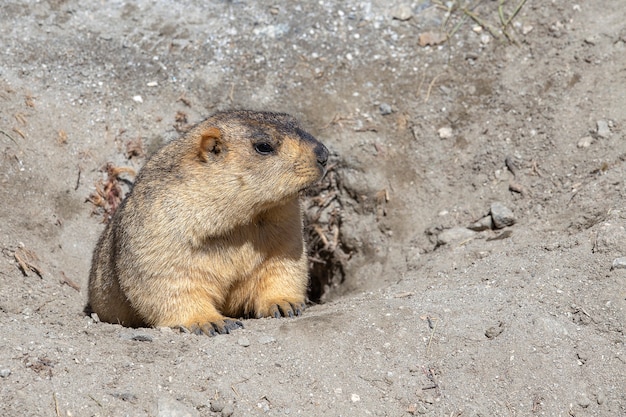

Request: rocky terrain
left=0, top=0, right=624, bottom=416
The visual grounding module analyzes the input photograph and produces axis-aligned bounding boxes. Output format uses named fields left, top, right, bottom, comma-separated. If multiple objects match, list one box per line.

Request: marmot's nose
left=315, top=143, right=329, bottom=167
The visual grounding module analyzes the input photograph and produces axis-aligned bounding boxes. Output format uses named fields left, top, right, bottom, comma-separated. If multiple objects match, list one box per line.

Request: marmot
left=87, top=110, right=329, bottom=336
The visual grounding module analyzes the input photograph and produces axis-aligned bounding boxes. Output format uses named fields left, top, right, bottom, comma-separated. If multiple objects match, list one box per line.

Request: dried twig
left=14, top=247, right=43, bottom=278
left=0, top=129, right=18, bottom=145
left=425, top=316, right=438, bottom=356
left=425, top=74, right=444, bottom=103
left=53, top=392, right=60, bottom=417
left=75, top=166, right=82, bottom=191
left=60, top=271, right=81, bottom=292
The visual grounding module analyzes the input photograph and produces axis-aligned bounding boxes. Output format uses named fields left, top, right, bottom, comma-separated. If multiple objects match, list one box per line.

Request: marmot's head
left=187, top=110, right=329, bottom=211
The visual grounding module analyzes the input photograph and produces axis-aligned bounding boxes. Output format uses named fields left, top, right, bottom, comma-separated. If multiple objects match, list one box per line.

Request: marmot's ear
left=198, top=126, right=223, bottom=161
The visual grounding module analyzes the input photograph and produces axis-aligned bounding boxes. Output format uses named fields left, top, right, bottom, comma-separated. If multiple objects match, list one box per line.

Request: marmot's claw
left=201, top=325, right=217, bottom=336
left=184, top=319, right=243, bottom=336
left=220, top=319, right=244, bottom=334
left=293, top=302, right=306, bottom=317
left=264, top=301, right=306, bottom=318
left=187, top=323, right=216, bottom=336
left=174, top=325, right=191, bottom=334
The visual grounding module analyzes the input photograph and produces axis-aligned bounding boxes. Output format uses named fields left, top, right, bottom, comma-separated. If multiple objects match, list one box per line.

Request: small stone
left=533, top=317, right=569, bottom=337
left=596, top=120, right=611, bottom=138
left=415, top=390, right=435, bottom=404
left=611, top=257, right=626, bottom=270
left=258, top=335, right=276, bottom=345
left=146, top=81, right=158, bottom=87
left=468, top=215, right=493, bottom=231
left=221, top=405, right=234, bottom=417
left=418, top=31, right=447, bottom=46
left=577, top=136, right=593, bottom=148
left=210, top=400, right=225, bottom=413
left=522, top=25, right=534, bottom=35
left=577, top=393, right=591, bottom=408
left=351, top=393, right=361, bottom=402
left=596, top=391, right=606, bottom=405
left=485, top=322, right=504, bottom=339
left=238, top=337, right=251, bottom=347
left=113, top=392, right=138, bottom=403
left=90, top=312, right=100, bottom=323
left=391, top=4, right=412, bottom=21
left=594, top=219, right=626, bottom=253
left=131, top=334, right=153, bottom=342
left=379, top=103, right=393, bottom=115
left=0, top=369, right=11, bottom=378
left=436, top=227, right=476, bottom=246
left=132, top=95, right=144, bottom=103
left=158, top=396, right=198, bottom=417
left=490, top=202, right=516, bottom=229
left=437, top=126, right=453, bottom=139
left=584, top=36, right=598, bottom=45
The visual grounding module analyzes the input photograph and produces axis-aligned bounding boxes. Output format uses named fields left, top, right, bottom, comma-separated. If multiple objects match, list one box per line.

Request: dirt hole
left=303, top=160, right=356, bottom=304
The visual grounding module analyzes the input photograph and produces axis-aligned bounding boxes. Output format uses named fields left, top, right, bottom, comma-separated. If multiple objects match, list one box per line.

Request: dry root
left=304, top=162, right=351, bottom=303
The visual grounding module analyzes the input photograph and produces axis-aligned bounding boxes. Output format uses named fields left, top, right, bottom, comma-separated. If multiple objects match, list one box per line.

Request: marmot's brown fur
left=87, top=110, right=329, bottom=335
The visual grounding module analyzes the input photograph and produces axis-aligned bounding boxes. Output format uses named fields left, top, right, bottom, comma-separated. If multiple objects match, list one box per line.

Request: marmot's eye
left=254, top=142, right=274, bottom=155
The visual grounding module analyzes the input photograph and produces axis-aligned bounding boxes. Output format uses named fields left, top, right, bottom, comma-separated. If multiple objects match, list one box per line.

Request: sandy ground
left=1, top=0, right=625, bottom=416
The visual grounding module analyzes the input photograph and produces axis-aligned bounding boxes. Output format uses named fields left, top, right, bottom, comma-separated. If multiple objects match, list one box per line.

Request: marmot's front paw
left=178, top=318, right=244, bottom=336
left=257, top=300, right=306, bottom=319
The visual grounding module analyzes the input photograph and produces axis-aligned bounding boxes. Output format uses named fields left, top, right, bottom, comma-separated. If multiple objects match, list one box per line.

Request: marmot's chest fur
left=87, top=110, right=329, bottom=336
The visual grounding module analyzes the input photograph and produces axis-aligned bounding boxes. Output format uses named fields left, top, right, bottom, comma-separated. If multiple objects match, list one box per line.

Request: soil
left=1, top=1, right=625, bottom=416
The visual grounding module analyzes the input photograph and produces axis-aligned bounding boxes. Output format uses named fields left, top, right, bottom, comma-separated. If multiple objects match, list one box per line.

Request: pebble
left=221, top=405, right=234, bottom=417
left=258, top=335, right=276, bottom=345
left=238, top=336, right=251, bottom=347
left=436, top=227, right=476, bottom=246
left=391, top=4, right=412, bottom=21
left=437, top=126, right=453, bottom=139
left=379, top=103, right=393, bottom=115
left=132, top=95, right=144, bottom=103
left=596, top=120, right=611, bottom=138
left=351, top=393, right=361, bottom=402
left=593, top=220, right=626, bottom=253
left=577, top=136, right=593, bottom=148
left=468, top=215, right=493, bottom=231
left=0, top=369, right=11, bottom=378
left=490, top=202, right=516, bottom=229
left=485, top=322, right=505, bottom=339
left=596, top=391, right=606, bottom=405
left=533, top=317, right=569, bottom=337
left=577, top=393, right=591, bottom=408
left=158, top=396, right=198, bottom=417
left=131, top=334, right=153, bottom=342
left=611, top=257, right=626, bottom=270
left=210, top=400, right=225, bottom=412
